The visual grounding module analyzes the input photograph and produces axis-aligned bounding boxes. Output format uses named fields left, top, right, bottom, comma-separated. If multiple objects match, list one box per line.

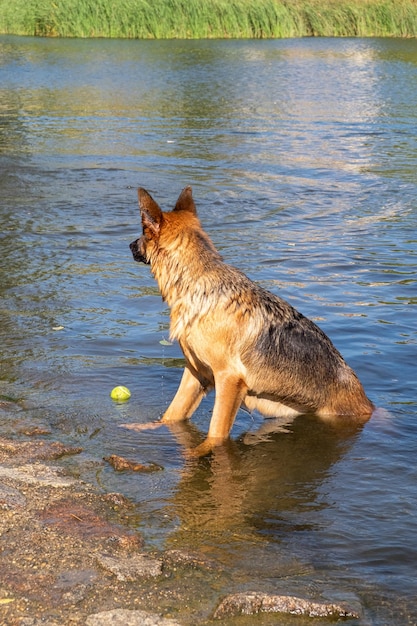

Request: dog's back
left=238, top=285, right=373, bottom=418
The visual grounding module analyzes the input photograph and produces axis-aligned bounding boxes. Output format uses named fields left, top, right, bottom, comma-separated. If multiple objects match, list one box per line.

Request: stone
left=85, top=609, right=182, bottom=626
left=163, top=549, right=218, bottom=570
left=104, top=454, right=163, bottom=472
left=0, top=464, right=77, bottom=487
left=213, top=591, right=360, bottom=620
left=0, top=438, right=82, bottom=463
left=97, top=553, right=163, bottom=581
left=0, top=482, right=27, bottom=509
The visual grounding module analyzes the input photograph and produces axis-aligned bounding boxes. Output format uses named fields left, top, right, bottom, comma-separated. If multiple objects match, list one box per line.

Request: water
left=1, top=35, right=416, bottom=624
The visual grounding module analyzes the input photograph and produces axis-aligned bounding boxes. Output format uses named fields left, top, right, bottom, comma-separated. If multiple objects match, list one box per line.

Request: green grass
left=0, top=0, right=416, bottom=38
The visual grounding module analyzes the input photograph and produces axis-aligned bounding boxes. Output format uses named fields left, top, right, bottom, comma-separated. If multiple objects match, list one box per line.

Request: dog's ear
left=138, top=188, right=162, bottom=235
left=173, top=186, right=196, bottom=215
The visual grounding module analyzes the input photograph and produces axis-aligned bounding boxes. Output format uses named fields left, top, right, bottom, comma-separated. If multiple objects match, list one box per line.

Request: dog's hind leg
left=162, top=366, right=209, bottom=423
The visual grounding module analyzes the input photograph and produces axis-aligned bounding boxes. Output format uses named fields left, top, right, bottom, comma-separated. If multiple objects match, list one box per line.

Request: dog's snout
left=130, top=238, right=149, bottom=264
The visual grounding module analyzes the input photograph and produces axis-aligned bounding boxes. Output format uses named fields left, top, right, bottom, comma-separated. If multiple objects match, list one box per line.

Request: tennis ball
left=110, top=386, right=131, bottom=402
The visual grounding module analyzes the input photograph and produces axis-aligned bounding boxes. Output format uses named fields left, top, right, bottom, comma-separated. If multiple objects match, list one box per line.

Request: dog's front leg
left=162, top=365, right=209, bottom=423
left=192, top=375, right=248, bottom=456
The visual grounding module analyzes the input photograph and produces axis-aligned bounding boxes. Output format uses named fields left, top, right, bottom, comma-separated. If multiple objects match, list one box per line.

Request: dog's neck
left=149, top=230, right=225, bottom=341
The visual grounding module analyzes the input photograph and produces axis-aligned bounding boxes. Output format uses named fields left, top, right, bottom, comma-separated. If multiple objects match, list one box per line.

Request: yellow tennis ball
left=110, top=386, right=131, bottom=402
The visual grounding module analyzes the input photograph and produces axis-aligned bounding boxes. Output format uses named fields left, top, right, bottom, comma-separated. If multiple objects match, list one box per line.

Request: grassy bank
left=0, top=0, right=416, bottom=38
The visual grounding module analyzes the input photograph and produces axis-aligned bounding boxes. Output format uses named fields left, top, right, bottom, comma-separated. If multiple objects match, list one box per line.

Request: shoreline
left=0, top=402, right=361, bottom=625
left=1, top=0, right=416, bottom=39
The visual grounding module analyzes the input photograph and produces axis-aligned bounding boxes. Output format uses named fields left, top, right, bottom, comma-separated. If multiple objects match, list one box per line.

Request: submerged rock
left=163, top=549, right=218, bottom=570
left=0, top=438, right=82, bottom=463
left=97, top=553, right=163, bottom=581
left=39, top=497, right=143, bottom=545
left=0, top=463, right=77, bottom=487
left=104, top=454, right=163, bottom=473
left=213, top=591, right=360, bottom=620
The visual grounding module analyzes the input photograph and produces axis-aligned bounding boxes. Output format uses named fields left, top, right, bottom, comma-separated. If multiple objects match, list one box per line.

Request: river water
left=0, top=35, right=416, bottom=624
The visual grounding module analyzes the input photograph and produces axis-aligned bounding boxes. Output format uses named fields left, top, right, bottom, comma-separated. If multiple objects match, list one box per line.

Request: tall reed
left=0, top=0, right=416, bottom=38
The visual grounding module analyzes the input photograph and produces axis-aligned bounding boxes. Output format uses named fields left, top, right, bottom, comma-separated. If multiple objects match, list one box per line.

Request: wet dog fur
left=128, top=186, right=374, bottom=454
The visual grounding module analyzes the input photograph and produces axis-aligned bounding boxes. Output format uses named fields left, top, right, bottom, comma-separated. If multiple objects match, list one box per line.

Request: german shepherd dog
left=128, top=186, right=374, bottom=455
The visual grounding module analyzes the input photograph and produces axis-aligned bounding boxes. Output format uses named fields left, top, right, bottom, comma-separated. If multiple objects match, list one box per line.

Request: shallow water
left=0, top=35, right=416, bottom=624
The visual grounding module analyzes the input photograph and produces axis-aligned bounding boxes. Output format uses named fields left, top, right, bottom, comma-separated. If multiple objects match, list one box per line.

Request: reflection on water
left=1, top=35, right=417, bottom=624
left=165, top=416, right=360, bottom=538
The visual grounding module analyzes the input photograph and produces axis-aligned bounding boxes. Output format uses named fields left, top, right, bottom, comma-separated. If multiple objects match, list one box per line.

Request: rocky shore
left=0, top=406, right=361, bottom=625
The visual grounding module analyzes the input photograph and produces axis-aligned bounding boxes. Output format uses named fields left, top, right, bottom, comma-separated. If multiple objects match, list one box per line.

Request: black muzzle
left=130, top=239, right=149, bottom=264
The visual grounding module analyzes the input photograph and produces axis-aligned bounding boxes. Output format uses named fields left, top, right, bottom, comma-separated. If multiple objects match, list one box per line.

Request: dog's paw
left=186, top=438, right=219, bottom=458
left=120, top=421, right=164, bottom=432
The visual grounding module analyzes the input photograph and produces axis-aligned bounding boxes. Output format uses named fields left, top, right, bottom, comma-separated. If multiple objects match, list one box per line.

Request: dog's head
left=130, top=186, right=196, bottom=265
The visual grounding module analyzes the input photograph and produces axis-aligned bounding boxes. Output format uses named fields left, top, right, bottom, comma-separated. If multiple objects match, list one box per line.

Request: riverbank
left=0, top=398, right=360, bottom=625
left=0, top=0, right=416, bottom=39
